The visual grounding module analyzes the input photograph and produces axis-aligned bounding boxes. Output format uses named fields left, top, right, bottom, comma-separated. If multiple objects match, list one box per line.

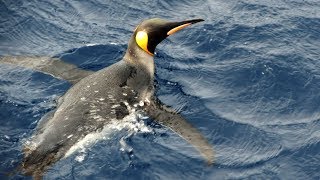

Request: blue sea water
left=1, top=0, right=320, bottom=179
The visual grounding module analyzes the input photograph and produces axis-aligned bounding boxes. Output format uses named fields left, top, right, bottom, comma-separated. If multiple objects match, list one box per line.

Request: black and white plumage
left=1, top=18, right=213, bottom=179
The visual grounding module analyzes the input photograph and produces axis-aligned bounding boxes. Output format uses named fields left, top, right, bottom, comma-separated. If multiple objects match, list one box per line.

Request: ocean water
left=1, top=0, right=320, bottom=179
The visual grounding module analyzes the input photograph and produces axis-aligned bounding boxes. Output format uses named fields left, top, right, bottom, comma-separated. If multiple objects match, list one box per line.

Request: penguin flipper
left=145, top=97, right=214, bottom=164
left=0, top=56, right=93, bottom=84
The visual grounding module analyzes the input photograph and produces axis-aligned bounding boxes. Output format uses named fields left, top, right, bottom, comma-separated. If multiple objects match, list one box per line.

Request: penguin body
left=2, top=18, right=214, bottom=178
left=23, top=58, right=152, bottom=176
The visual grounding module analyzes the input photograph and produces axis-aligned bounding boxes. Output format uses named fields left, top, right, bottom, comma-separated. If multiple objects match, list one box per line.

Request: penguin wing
left=0, top=56, right=93, bottom=84
left=145, top=97, right=214, bottom=165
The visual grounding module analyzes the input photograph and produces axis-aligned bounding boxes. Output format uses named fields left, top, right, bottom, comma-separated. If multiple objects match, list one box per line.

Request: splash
left=64, top=112, right=151, bottom=161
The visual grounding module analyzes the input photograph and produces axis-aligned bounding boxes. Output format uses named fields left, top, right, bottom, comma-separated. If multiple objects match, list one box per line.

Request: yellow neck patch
left=135, top=31, right=153, bottom=56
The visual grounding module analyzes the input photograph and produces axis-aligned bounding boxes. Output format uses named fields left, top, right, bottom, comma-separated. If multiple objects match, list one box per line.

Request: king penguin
left=14, top=18, right=213, bottom=179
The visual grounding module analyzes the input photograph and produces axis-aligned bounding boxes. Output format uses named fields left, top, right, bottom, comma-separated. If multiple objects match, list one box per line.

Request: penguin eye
left=135, top=31, right=153, bottom=55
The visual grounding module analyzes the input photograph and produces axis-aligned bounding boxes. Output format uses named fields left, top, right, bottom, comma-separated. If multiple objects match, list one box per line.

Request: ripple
left=55, top=44, right=125, bottom=71
left=1, top=0, right=320, bottom=179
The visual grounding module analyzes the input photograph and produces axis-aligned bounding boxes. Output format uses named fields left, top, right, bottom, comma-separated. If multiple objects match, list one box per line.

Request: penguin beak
left=166, top=19, right=204, bottom=36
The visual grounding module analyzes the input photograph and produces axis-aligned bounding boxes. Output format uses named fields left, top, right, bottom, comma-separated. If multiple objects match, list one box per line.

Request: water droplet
left=75, top=154, right=85, bottom=162
left=4, top=135, right=10, bottom=140
left=67, top=134, right=73, bottom=139
left=111, top=104, right=120, bottom=108
left=145, top=98, right=150, bottom=104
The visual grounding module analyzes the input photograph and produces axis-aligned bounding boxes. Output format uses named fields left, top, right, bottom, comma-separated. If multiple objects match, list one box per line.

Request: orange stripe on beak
left=167, top=23, right=192, bottom=36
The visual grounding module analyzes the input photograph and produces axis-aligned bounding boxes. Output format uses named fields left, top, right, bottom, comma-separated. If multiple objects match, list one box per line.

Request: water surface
left=1, top=0, right=320, bottom=179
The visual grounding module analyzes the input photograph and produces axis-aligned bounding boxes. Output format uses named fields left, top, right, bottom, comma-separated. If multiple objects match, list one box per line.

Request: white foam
left=119, top=136, right=133, bottom=153
left=64, top=112, right=151, bottom=160
left=85, top=42, right=119, bottom=47
left=75, top=154, right=85, bottom=162
left=86, top=43, right=98, bottom=47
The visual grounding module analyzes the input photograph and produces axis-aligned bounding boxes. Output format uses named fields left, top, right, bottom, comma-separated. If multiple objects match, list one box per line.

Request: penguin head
left=133, top=18, right=204, bottom=56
